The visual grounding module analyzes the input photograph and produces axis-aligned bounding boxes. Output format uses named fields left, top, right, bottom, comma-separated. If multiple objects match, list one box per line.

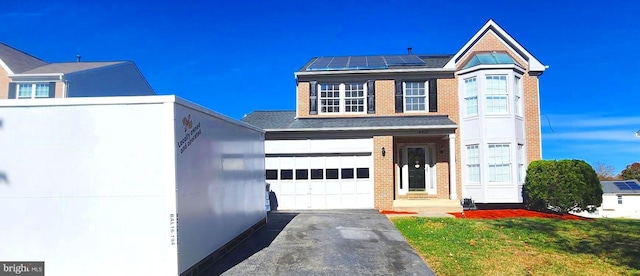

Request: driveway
left=204, top=209, right=434, bottom=275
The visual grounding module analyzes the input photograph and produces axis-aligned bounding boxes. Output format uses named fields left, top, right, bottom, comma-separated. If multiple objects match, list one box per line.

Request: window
left=280, top=169, right=293, bottom=180
left=514, top=76, right=522, bottom=116
left=341, top=168, right=354, bottom=179
left=326, top=169, right=339, bottom=179
left=311, top=169, right=324, bottom=179
left=466, top=145, right=480, bottom=182
left=296, top=169, right=308, bottom=180
left=344, top=83, right=365, bottom=112
left=488, top=144, right=511, bottom=182
left=485, top=75, right=508, bottom=114
left=319, top=83, right=366, bottom=114
left=517, top=144, right=525, bottom=184
left=464, top=77, right=478, bottom=116
left=618, top=195, right=623, bottom=204
left=319, top=84, right=340, bottom=113
left=356, top=168, right=369, bottom=179
left=17, top=83, right=51, bottom=99
left=266, top=170, right=278, bottom=180
left=404, top=81, right=427, bottom=111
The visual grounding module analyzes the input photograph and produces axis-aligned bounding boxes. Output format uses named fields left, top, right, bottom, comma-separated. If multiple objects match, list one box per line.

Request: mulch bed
left=448, top=209, right=590, bottom=220
left=380, top=210, right=418, bottom=215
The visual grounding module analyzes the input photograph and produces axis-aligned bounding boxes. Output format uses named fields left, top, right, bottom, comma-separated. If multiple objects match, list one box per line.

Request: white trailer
left=0, top=96, right=266, bottom=276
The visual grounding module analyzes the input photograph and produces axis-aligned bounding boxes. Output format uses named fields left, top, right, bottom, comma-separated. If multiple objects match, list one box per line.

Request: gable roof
left=242, top=111, right=457, bottom=131
left=18, top=61, right=126, bottom=75
left=0, top=42, right=48, bottom=74
left=602, top=180, right=640, bottom=194
left=444, top=19, right=546, bottom=72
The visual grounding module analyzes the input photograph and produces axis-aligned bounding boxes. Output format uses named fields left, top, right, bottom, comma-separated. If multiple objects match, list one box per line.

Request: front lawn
left=392, top=216, right=640, bottom=275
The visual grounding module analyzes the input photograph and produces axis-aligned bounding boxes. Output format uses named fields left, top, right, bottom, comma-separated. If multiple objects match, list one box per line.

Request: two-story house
left=243, top=19, right=546, bottom=211
left=0, top=42, right=155, bottom=99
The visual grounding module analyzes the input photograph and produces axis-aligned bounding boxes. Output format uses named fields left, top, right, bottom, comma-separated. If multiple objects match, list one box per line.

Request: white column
left=449, top=133, right=457, bottom=200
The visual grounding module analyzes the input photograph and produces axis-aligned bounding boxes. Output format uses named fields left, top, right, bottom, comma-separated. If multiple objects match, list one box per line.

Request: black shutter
left=49, top=82, right=56, bottom=98
left=367, top=80, right=375, bottom=114
left=309, top=81, right=318, bottom=115
left=429, top=79, right=438, bottom=112
left=8, top=83, right=16, bottom=99
left=395, top=80, right=403, bottom=113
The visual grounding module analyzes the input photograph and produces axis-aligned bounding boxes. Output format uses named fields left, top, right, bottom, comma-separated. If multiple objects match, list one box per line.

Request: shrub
left=524, top=159, right=603, bottom=213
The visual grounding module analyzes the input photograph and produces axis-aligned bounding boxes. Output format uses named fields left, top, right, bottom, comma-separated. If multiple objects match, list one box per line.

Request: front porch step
left=404, top=192, right=437, bottom=200
left=393, top=199, right=462, bottom=213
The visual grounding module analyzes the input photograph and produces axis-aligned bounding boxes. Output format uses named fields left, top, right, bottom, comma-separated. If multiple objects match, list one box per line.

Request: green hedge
left=524, top=159, right=602, bottom=213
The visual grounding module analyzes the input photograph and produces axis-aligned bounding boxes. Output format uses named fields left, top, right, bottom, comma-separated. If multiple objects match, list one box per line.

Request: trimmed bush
left=524, top=159, right=603, bottom=213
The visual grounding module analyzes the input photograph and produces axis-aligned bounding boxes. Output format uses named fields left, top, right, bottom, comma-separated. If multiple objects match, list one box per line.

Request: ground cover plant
left=392, top=210, right=640, bottom=276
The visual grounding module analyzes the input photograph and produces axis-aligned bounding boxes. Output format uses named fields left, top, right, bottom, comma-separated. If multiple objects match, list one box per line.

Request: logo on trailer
left=182, top=115, right=193, bottom=132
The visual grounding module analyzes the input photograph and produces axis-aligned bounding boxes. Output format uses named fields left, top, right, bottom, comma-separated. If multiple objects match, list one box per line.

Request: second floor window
left=464, top=77, right=478, bottom=116
left=485, top=75, right=508, bottom=114
left=17, top=83, right=50, bottom=99
left=404, top=81, right=427, bottom=112
left=319, top=83, right=366, bottom=114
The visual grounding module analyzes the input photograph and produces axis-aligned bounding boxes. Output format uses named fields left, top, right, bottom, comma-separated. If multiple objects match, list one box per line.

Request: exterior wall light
left=440, top=145, right=444, bottom=154
left=382, top=147, right=386, bottom=157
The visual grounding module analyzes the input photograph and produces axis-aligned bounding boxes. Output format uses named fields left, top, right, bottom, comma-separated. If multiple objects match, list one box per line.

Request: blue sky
left=2, top=0, right=639, bottom=173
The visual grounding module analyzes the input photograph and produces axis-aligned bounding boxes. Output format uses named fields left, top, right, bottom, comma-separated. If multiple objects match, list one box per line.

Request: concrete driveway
left=204, top=209, right=434, bottom=275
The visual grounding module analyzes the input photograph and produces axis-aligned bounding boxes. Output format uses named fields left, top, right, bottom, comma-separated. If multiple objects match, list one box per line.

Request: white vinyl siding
left=466, top=144, right=480, bottom=182
left=488, top=144, right=511, bottom=182
left=464, top=77, right=478, bottom=116
left=485, top=75, right=508, bottom=114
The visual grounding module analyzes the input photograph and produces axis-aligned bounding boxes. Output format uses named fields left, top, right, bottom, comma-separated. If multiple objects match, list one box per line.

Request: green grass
left=392, top=217, right=640, bottom=276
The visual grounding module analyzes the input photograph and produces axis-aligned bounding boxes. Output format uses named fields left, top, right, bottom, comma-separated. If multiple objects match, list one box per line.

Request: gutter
left=294, top=67, right=454, bottom=77
left=263, top=124, right=458, bottom=132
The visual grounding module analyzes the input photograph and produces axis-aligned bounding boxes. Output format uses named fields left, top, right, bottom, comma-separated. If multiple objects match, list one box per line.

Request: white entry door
left=399, top=145, right=436, bottom=195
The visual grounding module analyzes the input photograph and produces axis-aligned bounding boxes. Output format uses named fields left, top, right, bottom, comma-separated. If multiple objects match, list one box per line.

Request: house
left=242, top=19, right=547, bottom=211
left=0, top=42, right=155, bottom=99
left=575, top=180, right=640, bottom=219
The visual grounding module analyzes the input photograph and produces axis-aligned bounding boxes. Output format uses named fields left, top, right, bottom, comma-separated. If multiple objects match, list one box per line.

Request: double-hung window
left=488, top=144, right=511, bottom=182
left=319, top=83, right=366, bottom=114
left=17, top=83, right=51, bottom=99
left=517, top=144, right=525, bottom=184
left=485, top=75, right=508, bottom=114
left=466, top=145, right=480, bottom=182
left=464, top=77, right=478, bottom=116
left=404, top=81, right=427, bottom=112
left=514, top=76, right=522, bottom=116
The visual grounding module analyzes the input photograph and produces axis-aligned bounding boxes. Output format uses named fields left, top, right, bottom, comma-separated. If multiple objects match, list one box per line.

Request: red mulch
left=448, top=209, right=590, bottom=220
left=380, top=210, right=418, bottom=215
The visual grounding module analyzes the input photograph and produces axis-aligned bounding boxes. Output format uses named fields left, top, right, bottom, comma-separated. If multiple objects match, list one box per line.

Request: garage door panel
left=310, top=195, right=326, bottom=208
left=310, top=182, right=327, bottom=194
left=357, top=194, right=374, bottom=208
left=295, top=182, right=309, bottom=194
left=341, top=181, right=357, bottom=194
left=325, top=182, right=341, bottom=194
left=341, top=195, right=357, bottom=208
left=356, top=181, right=373, bottom=194
left=277, top=182, right=295, bottom=195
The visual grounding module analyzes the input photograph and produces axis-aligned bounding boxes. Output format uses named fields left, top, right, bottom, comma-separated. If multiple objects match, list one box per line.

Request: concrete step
left=393, top=199, right=462, bottom=213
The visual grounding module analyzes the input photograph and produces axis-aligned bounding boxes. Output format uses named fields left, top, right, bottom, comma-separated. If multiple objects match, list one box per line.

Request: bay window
left=488, top=144, right=510, bottom=182
left=485, top=75, right=508, bottom=114
left=466, top=144, right=480, bottom=182
left=464, top=77, right=478, bottom=116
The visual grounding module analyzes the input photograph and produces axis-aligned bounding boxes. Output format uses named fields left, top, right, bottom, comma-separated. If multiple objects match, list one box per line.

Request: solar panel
left=307, top=57, right=333, bottom=70
left=366, top=56, right=387, bottom=68
left=307, top=55, right=425, bottom=71
left=327, top=56, right=349, bottom=70
left=614, top=182, right=633, bottom=190
left=626, top=181, right=640, bottom=189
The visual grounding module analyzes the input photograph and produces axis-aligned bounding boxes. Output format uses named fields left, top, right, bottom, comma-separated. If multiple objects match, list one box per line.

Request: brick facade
left=0, top=69, right=9, bottom=99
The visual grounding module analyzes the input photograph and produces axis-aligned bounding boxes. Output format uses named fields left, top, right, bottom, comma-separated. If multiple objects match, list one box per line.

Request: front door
left=399, top=145, right=436, bottom=195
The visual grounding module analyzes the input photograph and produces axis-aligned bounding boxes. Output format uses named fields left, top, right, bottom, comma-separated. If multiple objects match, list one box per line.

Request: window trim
left=514, top=75, right=523, bottom=117
left=403, top=80, right=428, bottom=112
left=318, top=82, right=367, bottom=115
left=487, top=143, right=511, bottom=183
left=466, top=144, right=480, bottom=183
left=463, top=77, right=478, bottom=117
left=485, top=75, right=509, bottom=115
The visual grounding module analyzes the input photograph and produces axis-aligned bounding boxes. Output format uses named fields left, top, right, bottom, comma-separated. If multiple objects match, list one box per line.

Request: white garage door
left=265, top=154, right=373, bottom=209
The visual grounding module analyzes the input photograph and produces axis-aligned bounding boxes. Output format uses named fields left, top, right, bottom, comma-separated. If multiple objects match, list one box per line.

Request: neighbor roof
left=0, top=42, right=48, bottom=74
left=602, top=180, right=640, bottom=194
left=19, top=62, right=126, bottom=75
left=242, top=111, right=457, bottom=131
left=298, top=55, right=453, bottom=72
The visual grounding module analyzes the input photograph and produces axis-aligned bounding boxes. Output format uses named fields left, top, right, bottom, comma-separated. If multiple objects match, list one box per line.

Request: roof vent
left=407, top=47, right=413, bottom=55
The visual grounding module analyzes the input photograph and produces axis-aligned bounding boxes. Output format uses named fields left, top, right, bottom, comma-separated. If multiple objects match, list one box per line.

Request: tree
left=593, top=161, right=618, bottom=180
left=619, top=162, right=640, bottom=181
left=524, top=159, right=603, bottom=214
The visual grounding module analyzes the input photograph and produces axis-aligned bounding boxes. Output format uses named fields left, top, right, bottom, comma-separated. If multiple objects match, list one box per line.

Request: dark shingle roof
left=19, top=61, right=125, bottom=74
left=0, top=42, right=48, bottom=73
left=242, top=111, right=457, bottom=131
left=602, top=180, right=640, bottom=194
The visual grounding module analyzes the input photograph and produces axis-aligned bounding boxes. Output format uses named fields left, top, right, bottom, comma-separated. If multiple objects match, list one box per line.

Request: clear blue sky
left=3, top=0, right=639, bottom=173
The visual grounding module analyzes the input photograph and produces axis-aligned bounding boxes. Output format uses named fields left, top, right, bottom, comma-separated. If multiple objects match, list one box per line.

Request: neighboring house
left=0, top=42, right=154, bottom=99
left=242, top=19, right=547, bottom=210
left=575, top=180, right=640, bottom=219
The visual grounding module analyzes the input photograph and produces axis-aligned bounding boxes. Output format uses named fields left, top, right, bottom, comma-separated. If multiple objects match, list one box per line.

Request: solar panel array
left=613, top=181, right=640, bottom=190
left=306, top=55, right=426, bottom=71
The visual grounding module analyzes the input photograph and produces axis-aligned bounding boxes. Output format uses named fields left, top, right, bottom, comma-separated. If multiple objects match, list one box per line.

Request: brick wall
left=0, top=69, right=9, bottom=99
left=373, top=135, right=394, bottom=210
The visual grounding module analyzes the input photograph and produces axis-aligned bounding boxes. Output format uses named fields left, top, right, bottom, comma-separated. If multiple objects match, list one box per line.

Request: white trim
left=403, top=80, right=429, bottom=113
left=294, top=67, right=453, bottom=77
left=444, top=19, right=546, bottom=72
left=537, top=78, right=542, bottom=159
left=398, top=144, right=437, bottom=195
left=449, top=134, right=457, bottom=200
left=456, top=63, right=524, bottom=75
left=317, top=82, right=367, bottom=115
left=263, top=124, right=458, bottom=132
left=0, top=60, right=14, bottom=75
left=8, top=73, right=63, bottom=78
